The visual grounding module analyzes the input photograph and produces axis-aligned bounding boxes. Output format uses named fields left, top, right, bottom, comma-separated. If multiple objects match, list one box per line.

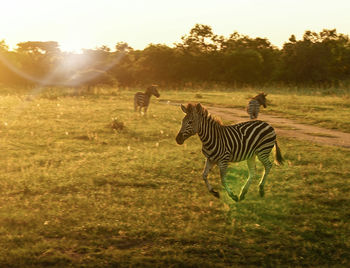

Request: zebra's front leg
left=239, top=156, right=256, bottom=201
left=143, top=106, right=148, bottom=116
left=202, top=159, right=219, bottom=198
left=219, top=162, right=238, bottom=202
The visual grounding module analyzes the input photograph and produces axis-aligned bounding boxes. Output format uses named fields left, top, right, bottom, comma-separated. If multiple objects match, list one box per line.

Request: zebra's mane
left=251, top=93, right=259, bottom=99
left=252, top=92, right=265, bottom=100
left=186, top=103, right=223, bottom=126
left=208, top=114, right=223, bottom=126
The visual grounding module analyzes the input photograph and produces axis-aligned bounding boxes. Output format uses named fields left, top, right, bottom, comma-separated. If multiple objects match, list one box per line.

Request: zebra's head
left=255, top=92, right=267, bottom=108
left=176, top=103, right=203, bottom=145
left=146, top=85, right=160, bottom=98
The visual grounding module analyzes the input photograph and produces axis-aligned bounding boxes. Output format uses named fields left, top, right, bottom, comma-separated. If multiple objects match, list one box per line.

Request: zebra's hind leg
left=219, top=162, right=238, bottom=202
left=202, top=159, right=219, bottom=198
left=239, top=156, right=256, bottom=201
left=134, top=98, right=138, bottom=112
left=257, top=152, right=273, bottom=197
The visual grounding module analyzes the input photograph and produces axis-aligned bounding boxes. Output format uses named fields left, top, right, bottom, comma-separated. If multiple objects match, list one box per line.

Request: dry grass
left=0, top=87, right=349, bottom=267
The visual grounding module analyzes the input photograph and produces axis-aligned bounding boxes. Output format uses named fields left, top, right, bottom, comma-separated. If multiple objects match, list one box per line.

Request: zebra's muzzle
left=176, top=133, right=184, bottom=145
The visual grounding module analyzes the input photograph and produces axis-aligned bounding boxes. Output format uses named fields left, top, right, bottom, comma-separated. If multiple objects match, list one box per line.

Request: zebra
left=176, top=103, right=283, bottom=202
left=134, top=85, right=160, bottom=114
left=247, top=92, right=267, bottom=119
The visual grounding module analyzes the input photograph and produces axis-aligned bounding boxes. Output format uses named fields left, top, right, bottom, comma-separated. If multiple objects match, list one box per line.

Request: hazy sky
left=1, top=0, right=349, bottom=51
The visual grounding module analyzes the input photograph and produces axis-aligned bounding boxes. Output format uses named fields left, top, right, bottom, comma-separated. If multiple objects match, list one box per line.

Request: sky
left=1, top=0, right=349, bottom=52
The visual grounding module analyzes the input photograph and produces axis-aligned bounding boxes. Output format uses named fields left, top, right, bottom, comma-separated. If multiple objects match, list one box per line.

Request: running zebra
left=134, top=85, right=160, bottom=114
left=176, top=103, right=283, bottom=202
left=247, top=92, right=267, bottom=119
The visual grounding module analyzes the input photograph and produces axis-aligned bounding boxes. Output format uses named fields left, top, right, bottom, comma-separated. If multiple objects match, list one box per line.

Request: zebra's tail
left=274, top=140, right=284, bottom=165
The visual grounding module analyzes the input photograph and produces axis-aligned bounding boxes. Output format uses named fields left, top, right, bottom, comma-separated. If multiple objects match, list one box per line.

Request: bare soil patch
left=159, top=100, right=350, bottom=149
left=208, top=106, right=350, bottom=149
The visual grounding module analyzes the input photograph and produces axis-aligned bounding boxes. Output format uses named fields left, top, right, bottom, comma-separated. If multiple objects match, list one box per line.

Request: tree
left=0, top=40, right=28, bottom=85
left=280, top=29, right=350, bottom=84
left=177, top=24, right=219, bottom=53
left=14, top=41, right=61, bottom=84
left=1, top=26, right=350, bottom=89
left=133, top=44, right=180, bottom=84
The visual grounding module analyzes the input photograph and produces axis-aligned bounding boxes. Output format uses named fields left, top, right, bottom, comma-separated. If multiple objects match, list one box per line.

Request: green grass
left=0, top=87, right=349, bottom=267
left=304, top=132, right=337, bottom=138
left=272, top=124, right=300, bottom=131
left=160, top=88, right=350, bottom=133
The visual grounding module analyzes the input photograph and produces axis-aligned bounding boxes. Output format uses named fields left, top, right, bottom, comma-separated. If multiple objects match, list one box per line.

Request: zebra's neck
left=145, top=90, right=153, bottom=97
left=198, top=114, right=222, bottom=146
left=143, top=92, right=152, bottom=99
left=253, top=97, right=263, bottom=106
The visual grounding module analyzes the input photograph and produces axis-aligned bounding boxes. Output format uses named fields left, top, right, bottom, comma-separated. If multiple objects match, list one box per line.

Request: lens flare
left=0, top=46, right=125, bottom=137
left=0, top=48, right=125, bottom=94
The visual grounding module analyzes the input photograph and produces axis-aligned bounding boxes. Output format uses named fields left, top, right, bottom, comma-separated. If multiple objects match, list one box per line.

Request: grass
left=304, top=132, right=337, bottom=138
left=0, top=87, right=349, bottom=267
left=160, top=88, right=350, bottom=133
left=272, top=124, right=300, bottom=131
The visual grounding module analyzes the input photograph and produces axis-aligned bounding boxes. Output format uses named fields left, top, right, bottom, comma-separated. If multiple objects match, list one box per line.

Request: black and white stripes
left=134, top=85, right=160, bottom=114
left=247, top=92, right=267, bottom=119
left=176, top=103, right=283, bottom=201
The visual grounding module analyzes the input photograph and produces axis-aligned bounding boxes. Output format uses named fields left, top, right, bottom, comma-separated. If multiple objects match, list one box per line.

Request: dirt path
left=207, top=106, right=350, bottom=149
left=159, top=100, right=350, bottom=149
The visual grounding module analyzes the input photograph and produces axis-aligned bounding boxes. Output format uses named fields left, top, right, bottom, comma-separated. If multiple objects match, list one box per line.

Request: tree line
left=1, top=24, right=350, bottom=88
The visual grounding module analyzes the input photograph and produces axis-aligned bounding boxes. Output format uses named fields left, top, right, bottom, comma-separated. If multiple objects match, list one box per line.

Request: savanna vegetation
left=1, top=22, right=350, bottom=267
left=1, top=24, right=350, bottom=89
left=161, top=89, right=350, bottom=132
left=0, top=87, right=349, bottom=267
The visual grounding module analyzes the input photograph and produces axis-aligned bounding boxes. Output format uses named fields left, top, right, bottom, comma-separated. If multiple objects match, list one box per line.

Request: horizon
left=1, top=0, right=349, bottom=52
left=1, top=25, right=348, bottom=53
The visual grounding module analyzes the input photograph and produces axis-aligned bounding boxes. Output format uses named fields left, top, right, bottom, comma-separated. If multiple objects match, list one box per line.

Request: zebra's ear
left=180, top=104, right=187, bottom=114
left=196, top=103, right=202, bottom=113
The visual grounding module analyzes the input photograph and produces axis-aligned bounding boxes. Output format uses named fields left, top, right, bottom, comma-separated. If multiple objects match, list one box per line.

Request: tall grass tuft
left=110, top=117, right=125, bottom=131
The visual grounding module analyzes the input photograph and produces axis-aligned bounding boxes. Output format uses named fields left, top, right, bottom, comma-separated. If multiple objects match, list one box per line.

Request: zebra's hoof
left=210, top=190, right=220, bottom=198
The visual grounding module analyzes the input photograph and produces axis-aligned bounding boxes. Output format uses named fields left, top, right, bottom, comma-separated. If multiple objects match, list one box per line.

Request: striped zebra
left=134, top=85, right=160, bottom=114
left=176, top=103, right=283, bottom=202
left=247, top=92, right=267, bottom=119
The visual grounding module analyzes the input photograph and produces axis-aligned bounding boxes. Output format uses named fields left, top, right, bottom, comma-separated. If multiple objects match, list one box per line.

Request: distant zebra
left=247, top=92, right=267, bottom=119
left=176, top=103, right=283, bottom=202
left=134, top=85, right=160, bottom=114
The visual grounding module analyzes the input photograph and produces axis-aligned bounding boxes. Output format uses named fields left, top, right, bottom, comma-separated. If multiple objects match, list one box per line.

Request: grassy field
left=0, top=87, right=349, bottom=267
left=161, top=88, right=350, bottom=133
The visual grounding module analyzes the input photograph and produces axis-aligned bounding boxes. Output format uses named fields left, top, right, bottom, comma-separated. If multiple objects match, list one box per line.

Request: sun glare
left=59, top=41, right=84, bottom=53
